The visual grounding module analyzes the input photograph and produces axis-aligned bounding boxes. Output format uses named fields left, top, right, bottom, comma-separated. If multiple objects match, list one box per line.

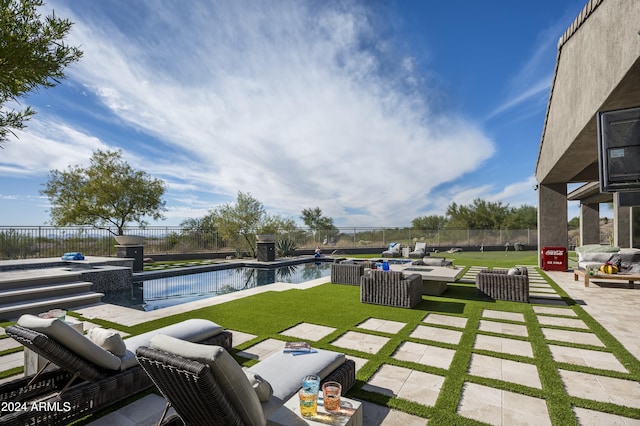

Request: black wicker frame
left=1, top=325, right=232, bottom=426
left=136, top=347, right=356, bottom=426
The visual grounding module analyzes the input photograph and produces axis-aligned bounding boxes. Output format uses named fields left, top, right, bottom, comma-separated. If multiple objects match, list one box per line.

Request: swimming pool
left=103, top=261, right=332, bottom=311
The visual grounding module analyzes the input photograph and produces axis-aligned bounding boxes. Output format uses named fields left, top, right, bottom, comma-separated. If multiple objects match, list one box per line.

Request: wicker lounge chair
left=360, top=270, right=423, bottom=308
left=409, top=242, right=427, bottom=258
left=475, top=267, right=530, bottom=302
left=1, top=317, right=231, bottom=425
left=136, top=334, right=356, bottom=426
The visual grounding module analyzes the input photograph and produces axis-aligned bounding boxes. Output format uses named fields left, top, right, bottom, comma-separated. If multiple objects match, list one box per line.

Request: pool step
left=0, top=268, right=104, bottom=321
left=0, top=292, right=104, bottom=321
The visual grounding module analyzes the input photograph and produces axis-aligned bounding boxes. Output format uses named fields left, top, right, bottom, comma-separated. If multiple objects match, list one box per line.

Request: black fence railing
left=0, top=226, right=539, bottom=260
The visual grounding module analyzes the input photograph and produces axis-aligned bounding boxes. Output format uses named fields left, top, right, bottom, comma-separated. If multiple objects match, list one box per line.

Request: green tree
left=411, top=214, right=448, bottom=230
left=568, top=216, right=580, bottom=229
left=446, top=199, right=510, bottom=229
left=41, top=149, right=166, bottom=235
left=503, top=205, right=538, bottom=229
left=300, top=207, right=335, bottom=241
left=0, top=0, right=82, bottom=146
left=208, top=192, right=265, bottom=257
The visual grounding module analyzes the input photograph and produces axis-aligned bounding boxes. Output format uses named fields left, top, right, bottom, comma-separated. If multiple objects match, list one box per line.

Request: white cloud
left=4, top=1, right=499, bottom=226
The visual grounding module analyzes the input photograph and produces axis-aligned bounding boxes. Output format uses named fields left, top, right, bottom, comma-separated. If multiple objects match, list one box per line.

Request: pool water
left=104, top=261, right=332, bottom=311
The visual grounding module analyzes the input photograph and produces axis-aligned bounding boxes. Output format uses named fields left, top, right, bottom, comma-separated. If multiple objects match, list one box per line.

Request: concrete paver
left=457, top=382, right=551, bottom=426
left=362, top=364, right=444, bottom=407
left=331, top=331, right=389, bottom=354
left=481, top=310, right=525, bottom=322
left=473, top=334, right=534, bottom=358
left=409, top=325, right=462, bottom=345
left=558, top=369, right=640, bottom=409
left=392, top=341, right=455, bottom=370
left=357, top=318, right=407, bottom=334
left=541, top=327, right=604, bottom=347
left=468, top=353, right=542, bottom=388
left=421, top=313, right=467, bottom=328
left=281, top=322, right=336, bottom=341
left=478, top=320, right=528, bottom=337
left=548, top=344, right=628, bottom=373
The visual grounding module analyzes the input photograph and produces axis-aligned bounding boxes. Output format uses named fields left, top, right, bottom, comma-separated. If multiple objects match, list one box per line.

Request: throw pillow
left=88, top=327, right=127, bottom=357
left=507, top=267, right=521, bottom=276
left=244, top=370, right=273, bottom=402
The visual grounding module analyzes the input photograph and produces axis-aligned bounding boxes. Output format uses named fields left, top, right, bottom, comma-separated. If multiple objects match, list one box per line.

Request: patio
left=1, top=266, right=639, bottom=425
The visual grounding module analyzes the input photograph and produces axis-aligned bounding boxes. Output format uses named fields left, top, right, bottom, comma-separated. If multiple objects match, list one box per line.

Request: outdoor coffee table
left=269, top=391, right=363, bottom=425
left=400, top=265, right=464, bottom=295
left=573, top=268, right=640, bottom=288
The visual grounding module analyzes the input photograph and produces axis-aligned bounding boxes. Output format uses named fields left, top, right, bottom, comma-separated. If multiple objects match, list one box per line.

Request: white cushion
left=507, top=267, right=521, bottom=276
left=244, top=370, right=273, bottom=402
left=88, top=327, right=126, bottom=357
left=17, top=314, right=121, bottom=370
left=120, top=319, right=224, bottom=370
left=149, top=334, right=266, bottom=426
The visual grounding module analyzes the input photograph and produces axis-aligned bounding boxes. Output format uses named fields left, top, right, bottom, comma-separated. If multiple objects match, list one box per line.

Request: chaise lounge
left=381, top=242, right=402, bottom=258
left=136, top=334, right=357, bottom=425
left=1, top=315, right=231, bottom=425
left=409, top=242, right=427, bottom=258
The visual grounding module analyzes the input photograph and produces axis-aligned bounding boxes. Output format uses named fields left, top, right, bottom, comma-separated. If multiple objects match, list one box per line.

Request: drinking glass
left=322, top=381, right=342, bottom=411
left=299, top=375, right=320, bottom=417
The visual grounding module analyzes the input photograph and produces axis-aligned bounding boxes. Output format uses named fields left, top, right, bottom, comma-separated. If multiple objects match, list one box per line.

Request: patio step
left=0, top=281, right=95, bottom=304
left=0, top=292, right=104, bottom=321
left=0, top=268, right=104, bottom=321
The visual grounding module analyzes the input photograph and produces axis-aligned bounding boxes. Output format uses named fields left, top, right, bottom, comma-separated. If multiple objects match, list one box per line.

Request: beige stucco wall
left=536, top=0, right=640, bottom=185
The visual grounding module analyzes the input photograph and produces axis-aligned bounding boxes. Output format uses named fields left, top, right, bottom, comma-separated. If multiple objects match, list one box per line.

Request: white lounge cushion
left=149, top=334, right=266, bottom=426
left=17, top=314, right=121, bottom=371
left=411, top=242, right=427, bottom=253
left=87, top=327, right=126, bottom=357
left=120, top=319, right=224, bottom=370
left=248, top=348, right=345, bottom=417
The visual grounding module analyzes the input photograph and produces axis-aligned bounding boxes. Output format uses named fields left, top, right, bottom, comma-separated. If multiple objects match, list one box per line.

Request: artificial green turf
left=3, top=257, right=637, bottom=424
left=69, top=268, right=640, bottom=424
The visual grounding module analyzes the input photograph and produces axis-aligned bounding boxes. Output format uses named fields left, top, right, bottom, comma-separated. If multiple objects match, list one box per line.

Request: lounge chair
left=381, top=242, right=402, bottom=258
left=1, top=315, right=231, bottom=425
left=136, top=334, right=356, bottom=426
left=409, top=242, right=427, bottom=258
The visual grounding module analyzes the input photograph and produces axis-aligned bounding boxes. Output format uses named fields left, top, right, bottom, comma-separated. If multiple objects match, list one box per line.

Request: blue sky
left=1, top=0, right=590, bottom=227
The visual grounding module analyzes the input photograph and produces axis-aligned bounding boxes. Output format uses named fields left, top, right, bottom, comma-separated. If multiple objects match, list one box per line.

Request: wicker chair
left=136, top=345, right=356, bottom=426
left=1, top=323, right=232, bottom=426
left=475, top=267, right=530, bottom=303
left=360, top=270, right=423, bottom=308
left=331, top=261, right=380, bottom=285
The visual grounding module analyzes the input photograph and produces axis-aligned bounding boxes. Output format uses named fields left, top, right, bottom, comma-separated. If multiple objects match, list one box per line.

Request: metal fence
left=0, top=226, right=538, bottom=260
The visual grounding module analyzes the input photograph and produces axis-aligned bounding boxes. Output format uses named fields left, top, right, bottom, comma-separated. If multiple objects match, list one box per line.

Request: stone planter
left=114, top=235, right=145, bottom=246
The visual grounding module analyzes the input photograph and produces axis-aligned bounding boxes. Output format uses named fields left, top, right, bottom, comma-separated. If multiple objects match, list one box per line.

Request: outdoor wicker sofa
left=360, top=270, right=423, bottom=308
left=136, top=334, right=356, bottom=426
left=475, top=267, right=530, bottom=303
left=1, top=316, right=232, bottom=426
left=330, top=261, right=376, bottom=285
